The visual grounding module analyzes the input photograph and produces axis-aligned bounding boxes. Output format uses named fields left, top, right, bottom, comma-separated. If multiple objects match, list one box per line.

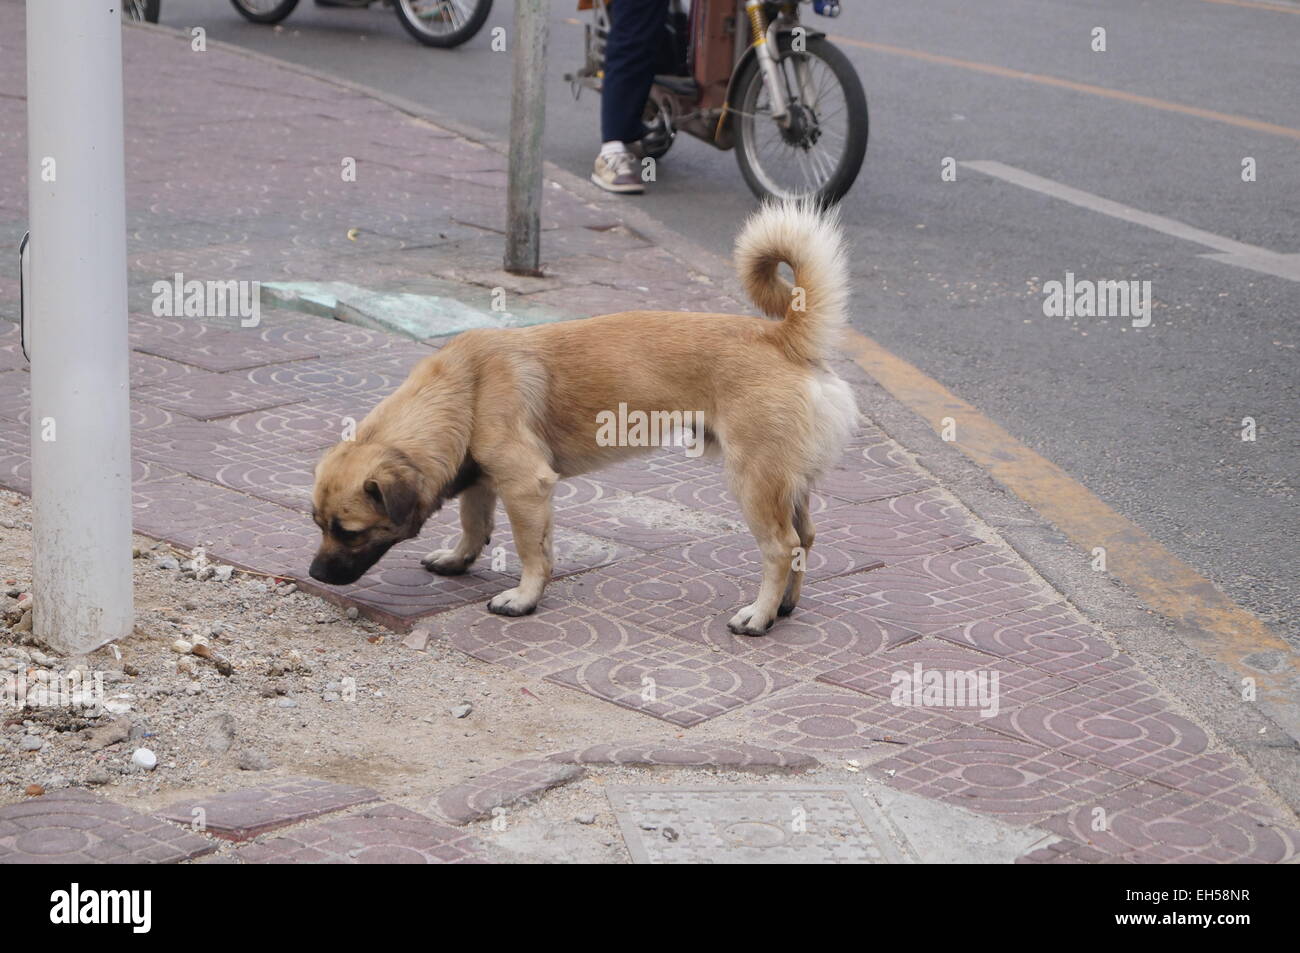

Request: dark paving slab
left=236, top=803, right=487, bottom=864
left=545, top=637, right=798, bottom=728
left=0, top=789, right=216, bottom=864
left=979, top=668, right=1212, bottom=780
left=870, top=726, right=1146, bottom=825
left=815, top=544, right=1062, bottom=635
left=435, top=760, right=584, bottom=825
left=733, top=686, right=965, bottom=753
left=816, top=637, right=1078, bottom=724
left=157, top=777, right=380, bottom=842
left=1038, top=779, right=1300, bottom=864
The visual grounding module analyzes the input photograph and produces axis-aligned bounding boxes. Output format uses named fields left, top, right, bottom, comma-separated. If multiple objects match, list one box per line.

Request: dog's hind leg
left=487, top=462, right=557, bottom=616
left=422, top=481, right=497, bottom=576
left=779, top=489, right=814, bottom=616
left=728, top=472, right=802, bottom=636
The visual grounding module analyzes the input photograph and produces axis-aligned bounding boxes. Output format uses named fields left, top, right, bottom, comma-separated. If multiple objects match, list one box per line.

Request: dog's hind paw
left=421, top=549, right=473, bottom=576
left=487, top=587, right=539, bottom=617
left=727, top=604, right=775, bottom=637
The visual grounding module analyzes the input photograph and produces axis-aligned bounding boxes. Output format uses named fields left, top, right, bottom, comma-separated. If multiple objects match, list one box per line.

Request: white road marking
left=962, top=160, right=1300, bottom=282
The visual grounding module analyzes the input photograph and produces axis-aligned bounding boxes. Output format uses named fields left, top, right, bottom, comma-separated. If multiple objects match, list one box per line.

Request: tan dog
left=310, top=200, right=859, bottom=635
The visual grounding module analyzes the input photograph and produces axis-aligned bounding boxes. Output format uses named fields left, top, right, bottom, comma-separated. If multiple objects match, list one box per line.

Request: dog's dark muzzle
left=308, top=543, right=392, bottom=586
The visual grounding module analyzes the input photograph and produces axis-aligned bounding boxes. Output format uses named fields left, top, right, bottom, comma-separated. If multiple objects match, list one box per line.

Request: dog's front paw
left=487, top=587, right=539, bottom=617
left=727, top=603, right=774, bottom=637
left=421, top=549, right=473, bottom=576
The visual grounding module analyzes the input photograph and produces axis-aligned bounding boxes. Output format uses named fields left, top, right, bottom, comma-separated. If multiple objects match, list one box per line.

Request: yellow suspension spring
left=745, top=1, right=768, bottom=45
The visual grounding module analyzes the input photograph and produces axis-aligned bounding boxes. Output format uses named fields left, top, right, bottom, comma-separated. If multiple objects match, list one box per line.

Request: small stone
left=131, top=747, right=158, bottom=770
left=12, top=609, right=32, bottom=633
left=122, top=664, right=139, bottom=677
left=176, top=656, right=197, bottom=676
left=85, top=768, right=111, bottom=785
left=156, top=556, right=180, bottom=571
left=402, top=628, right=431, bottom=652
left=185, top=681, right=203, bottom=695
left=213, top=565, right=234, bottom=582
left=19, top=735, right=43, bottom=752
left=277, top=698, right=298, bottom=709
left=346, top=607, right=359, bottom=620
left=171, top=639, right=193, bottom=655
left=322, top=692, right=340, bottom=703
left=86, top=718, right=130, bottom=750
left=450, top=703, right=472, bottom=719
left=237, top=749, right=274, bottom=771
left=575, top=813, right=596, bottom=825
left=24, top=784, right=44, bottom=797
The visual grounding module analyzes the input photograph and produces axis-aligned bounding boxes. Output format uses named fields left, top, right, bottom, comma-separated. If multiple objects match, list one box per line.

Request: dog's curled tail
left=734, top=197, right=850, bottom=364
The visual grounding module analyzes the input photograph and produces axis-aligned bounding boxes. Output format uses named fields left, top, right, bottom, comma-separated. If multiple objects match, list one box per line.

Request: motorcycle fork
left=743, top=0, right=791, bottom=124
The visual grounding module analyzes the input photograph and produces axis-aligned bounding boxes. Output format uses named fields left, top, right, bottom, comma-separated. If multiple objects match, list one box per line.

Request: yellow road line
left=831, top=35, right=1300, bottom=142
left=842, top=328, right=1297, bottom=721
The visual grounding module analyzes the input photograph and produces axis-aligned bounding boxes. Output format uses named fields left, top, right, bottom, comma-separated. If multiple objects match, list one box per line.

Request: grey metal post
left=505, top=0, right=549, bottom=276
left=26, top=0, right=134, bottom=654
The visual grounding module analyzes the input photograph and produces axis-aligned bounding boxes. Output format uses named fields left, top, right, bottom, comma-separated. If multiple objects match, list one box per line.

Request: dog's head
left=308, top=442, right=430, bottom=586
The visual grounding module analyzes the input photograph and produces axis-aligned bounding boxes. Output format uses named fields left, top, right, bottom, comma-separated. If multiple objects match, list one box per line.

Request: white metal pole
left=26, top=0, right=134, bottom=655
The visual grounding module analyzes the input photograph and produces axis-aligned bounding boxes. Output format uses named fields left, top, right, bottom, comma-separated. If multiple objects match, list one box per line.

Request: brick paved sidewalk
left=0, top=10, right=1296, bottom=863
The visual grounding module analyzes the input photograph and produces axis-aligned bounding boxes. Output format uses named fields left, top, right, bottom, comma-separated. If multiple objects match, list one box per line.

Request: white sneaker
left=591, top=149, right=645, bottom=194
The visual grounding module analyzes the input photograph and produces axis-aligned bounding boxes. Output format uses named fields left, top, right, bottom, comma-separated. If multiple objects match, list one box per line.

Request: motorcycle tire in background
left=732, top=34, right=868, bottom=205
left=230, top=0, right=301, bottom=24
left=123, top=0, right=162, bottom=22
left=393, top=0, right=494, bottom=48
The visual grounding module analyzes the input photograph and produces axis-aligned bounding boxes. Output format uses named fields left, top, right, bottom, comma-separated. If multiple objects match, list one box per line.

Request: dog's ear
left=363, top=451, right=424, bottom=530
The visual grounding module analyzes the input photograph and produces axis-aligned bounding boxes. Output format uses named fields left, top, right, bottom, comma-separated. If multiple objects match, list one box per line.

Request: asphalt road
left=157, top=0, right=1298, bottom=640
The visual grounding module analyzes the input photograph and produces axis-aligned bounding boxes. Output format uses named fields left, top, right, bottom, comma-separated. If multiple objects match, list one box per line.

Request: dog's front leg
left=422, top=481, right=497, bottom=576
left=487, top=466, right=557, bottom=616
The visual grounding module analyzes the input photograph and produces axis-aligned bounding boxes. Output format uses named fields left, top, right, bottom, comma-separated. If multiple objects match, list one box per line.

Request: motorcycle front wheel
left=122, top=0, right=161, bottom=22
left=229, top=0, right=300, bottom=24
left=732, top=34, right=867, bottom=205
left=394, top=0, right=493, bottom=48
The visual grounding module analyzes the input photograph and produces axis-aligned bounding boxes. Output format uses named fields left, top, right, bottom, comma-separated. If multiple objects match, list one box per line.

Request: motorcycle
left=567, top=0, right=868, bottom=204
left=229, top=0, right=493, bottom=49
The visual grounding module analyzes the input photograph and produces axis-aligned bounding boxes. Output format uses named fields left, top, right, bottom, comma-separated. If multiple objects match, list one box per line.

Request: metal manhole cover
left=608, top=786, right=918, bottom=864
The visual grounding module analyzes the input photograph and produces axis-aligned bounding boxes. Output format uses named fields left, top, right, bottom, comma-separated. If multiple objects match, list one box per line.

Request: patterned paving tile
left=560, top=494, right=744, bottom=553
left=676, top=531, right=873, bottom=580
left=872, top=726, right=1145, bottom=825
left=573, top=553, right=749, bottom=635
left=933, top=605, right=1133, bottom=684
left=434, top=759, right=584, bottom=825
left=218, top=403, right=346, bottom=454
left=1016, top=839, right=1117, bottom=864
left=1145, top=752, right=1293, bottom=820
left=132, top=367, right=307, bottom=420
left=0, top=789, right=215, bottom=864
left=817, top=440, right=937, bottom=504
left=235, top=803, right=486, bottom=864
left=980, top=669, right=1211, bottom=779
left=545, top=638, right=797, bottom=728
left=435, top=599, right=657, bottom=677
left=1039, top=780, right=1300, bottom=863
left=157, top=777, right=380, bottom=842
left=242, top=350, right=426, bottom=403
left=135, top=325, right=319, bottom=371
left=130, top=350, right=195, bottom=386
left=0, top=415, right=29, bottom=494
left=673, top=600, right=917, bottom=681
left=815, top=545, right=1061, bottom=635
left=734, top=686, right=964, bottom=752
left=816, top=639, right=1076, bottom=723
left=818, top=489, right=984, bottom=565
left=0, top=368, right=29, bottom=419
left=548, top=739, right=818, bottom=771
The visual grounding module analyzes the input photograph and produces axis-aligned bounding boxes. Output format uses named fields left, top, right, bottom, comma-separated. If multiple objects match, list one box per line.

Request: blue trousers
left=601, top=0, right=670, bottom=143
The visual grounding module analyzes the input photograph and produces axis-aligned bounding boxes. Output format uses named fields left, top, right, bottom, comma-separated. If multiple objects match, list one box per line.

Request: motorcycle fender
left=714, top=27, right=828, bottom=149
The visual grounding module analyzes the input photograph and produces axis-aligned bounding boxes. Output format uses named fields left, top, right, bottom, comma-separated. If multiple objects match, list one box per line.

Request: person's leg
left=600, top=0, right=670, bottom=145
